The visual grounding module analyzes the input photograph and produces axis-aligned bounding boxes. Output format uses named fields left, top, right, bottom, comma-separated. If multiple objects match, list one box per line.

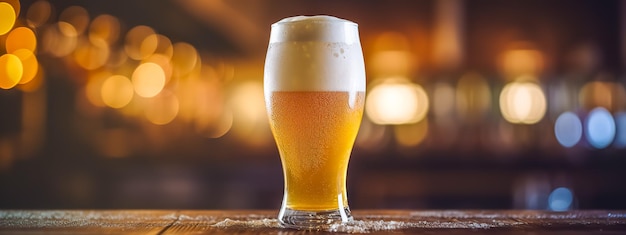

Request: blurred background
left=1, top=0, right=625, bottom=211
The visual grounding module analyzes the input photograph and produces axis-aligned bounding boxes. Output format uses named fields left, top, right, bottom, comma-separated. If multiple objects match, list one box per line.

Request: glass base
left=278, top=207, right=353, bottom=230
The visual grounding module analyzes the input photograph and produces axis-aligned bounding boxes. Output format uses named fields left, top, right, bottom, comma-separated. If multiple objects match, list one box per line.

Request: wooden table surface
left=1, top=210, right=625, bottom=234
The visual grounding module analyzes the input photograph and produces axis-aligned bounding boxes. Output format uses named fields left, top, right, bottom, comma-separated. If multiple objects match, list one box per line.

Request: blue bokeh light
left=554, top=112, right=582, bottom=148
left=614, top=112, right=626, bottom=148
left=585, top=107, right=616, bottom=149
left=548, top=187, right=573, bottom=211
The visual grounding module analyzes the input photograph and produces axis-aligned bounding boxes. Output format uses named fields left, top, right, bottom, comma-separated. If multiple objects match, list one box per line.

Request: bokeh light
left=140, top=34, right=173, bottom=59
left=12, top=49, right=39, bottom=84
left=554, top=112, right=582, bottom=148
left=171, top=42, right=199, bottom=77
left=59, top=6, right=90, bottom=35
left=73, top=37, right=110, bottom=70
left=579, top=81, right=625, bottom=112
left=500, top=48, right=544, bottom=78
left=499, top=81, right=546, bottom=124
left=89, top=14, right=120, bottom=45
left=6, top=27, right=37, bottom=53
left=366, top=78, right=429, bottom=125
left=85, top=71, right=111, bottom=107
left=0, top=54, right=23, bottom=89
left=229, top=80, right=269, bottom=146
left=0, top=2, right=16, bottom=35
left=548, top=187, right=573, bottom=211
left=394, top=119, right=428, bottom=147
left=456, top=72, right=491, bottom=121
left=124, top=25, right=156, bottom=60
left=132, top=62, right=166, bottom=98
left=42, top=22, right=78, bottom=57
left=101, top=75, right=134, bottom=109
left=26, top=0, right=52, bottom=28
left=585, top=107, right=616, bottom=149
left=145, top=90, right=179, bottom=125
left=431, top=82, right=455, bottom=119
left=614, top=112, right=626, bottom=148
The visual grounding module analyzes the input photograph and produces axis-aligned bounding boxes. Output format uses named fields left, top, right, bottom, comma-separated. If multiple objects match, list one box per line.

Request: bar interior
left=1, top=0, right=625, bottom=212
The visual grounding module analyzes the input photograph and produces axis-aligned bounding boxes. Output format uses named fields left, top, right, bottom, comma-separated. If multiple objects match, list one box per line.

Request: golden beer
left=268, top=91, right=364, bottom=211
left=264, top=15, right=365, bottom=229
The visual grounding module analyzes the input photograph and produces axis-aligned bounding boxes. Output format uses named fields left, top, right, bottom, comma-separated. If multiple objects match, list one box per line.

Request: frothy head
left=270, top=15, right=358, bottom=44
left=265, top=15, right=365, bottom=93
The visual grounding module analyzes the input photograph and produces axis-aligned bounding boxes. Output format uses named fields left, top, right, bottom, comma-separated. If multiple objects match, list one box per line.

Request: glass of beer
left=264, top=15, right=365, bottom=229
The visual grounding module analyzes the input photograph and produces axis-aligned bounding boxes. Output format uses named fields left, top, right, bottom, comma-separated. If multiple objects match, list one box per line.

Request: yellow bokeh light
left=26, top=0, right=52, bottom=28
left=229, top=80, right=270, bottom=146
left=500, top=49, right=544, bottom=78
left=73, top=37, right=110, bottom=70
left=145, top=90, right=179, bottom=125
left=85, top=71, right=111, bottom=107
left=394, top=119, right=428, bottom=147
left=365, top=78, right=429, bottom=125
left=18, top=64, right=44, bottom=92
left=171, top=42, right=199, bottom=77
left=456, top=72, right=492, bottom=121
left=0, top=2, right=16, bottom=35
left=579, top=80, right=626, bottom=112
left=125, top=25, right=155, bottom=60
left=41, top=22, right=78, bottom=57
left=499, top=82, right=546, bottom=124
left=143, top=53, right=172, bottom=82
left=89, top=14, right=120, bottom=45
left=132, top=62, right=166, bottom=98
left=0, top=54, right=23, bottom=89
left=6, top=27, right=37, bottom=53
left=140, top=34, right=173, bottom=59
left=12, top=49, right=38, bottom=84
left=59, top=6, right=90, bottom=35
left=101, top=75, right=134, bottom=109
left=4, top=0, right=20, bottom=18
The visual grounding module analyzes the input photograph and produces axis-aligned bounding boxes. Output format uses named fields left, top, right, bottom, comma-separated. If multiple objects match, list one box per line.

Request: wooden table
left=1, top=210, right=625, bottom=234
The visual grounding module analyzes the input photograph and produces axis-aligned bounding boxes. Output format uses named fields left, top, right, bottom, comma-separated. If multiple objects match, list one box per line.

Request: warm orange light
left=140, top=34, right=173, bottom=59
left=41, top=22, right=78, bottom=57
left=145, top=90, right=179, bottom=125
left=101, top=75, right=134, bottom=109
left=59, top=6, right=90, bottom=35
left=0, top=54, right=23, bottom=89
left=18, top=65, right=44, bottom=92
left=394, top=119, right=428, bottom=147
left=499, top=81, right=546, bottom=124
left=365, top=78, right=429, bottom=125
left=125, top=25, right=155, bottom=60
left=500, top=49, right=544, bottom=78
left=6, top=27, right=37, bottom=53
left=73, top=37, right=110, bottom=70
left=12, top=49, right=38, bottom=84
left=85, top=71, right=111, bottom=107
left=143, top=53, right=172, bottom=82
left=171, top=42, right=199, bottom=77
left=229, top=80, right=270, bottom=146
left=89, top=14, right=120, bottom=45
left=3, top=0, right=20, bottom=19
left=0, top=2, right=16, bottom=35
left=579, top=81, right=626, bottom=112
left=132, top=62, right=166, bottom=98
left=26, top=0, right=52, bottom=28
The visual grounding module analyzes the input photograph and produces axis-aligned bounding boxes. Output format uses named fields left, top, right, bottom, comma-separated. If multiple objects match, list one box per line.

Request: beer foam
left=265, top=15, right=366, bottom=93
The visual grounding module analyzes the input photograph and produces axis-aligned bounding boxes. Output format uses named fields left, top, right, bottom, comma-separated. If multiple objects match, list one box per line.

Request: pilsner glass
left=264, top=15, right=366, bottom=229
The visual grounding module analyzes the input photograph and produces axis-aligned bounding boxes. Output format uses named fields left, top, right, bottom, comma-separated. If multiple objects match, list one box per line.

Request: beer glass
left=264, top=15, right=365, bottom=229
